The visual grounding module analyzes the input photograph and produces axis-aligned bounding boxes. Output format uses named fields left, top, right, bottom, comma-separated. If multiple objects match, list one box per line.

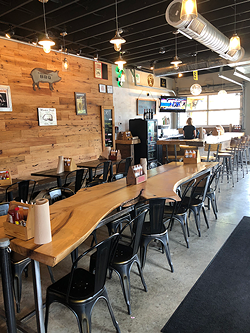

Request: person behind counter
left=183, top=117, right=196, bottom=139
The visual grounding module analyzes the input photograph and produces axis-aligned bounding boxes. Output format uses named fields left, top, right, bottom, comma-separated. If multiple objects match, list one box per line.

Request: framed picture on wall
left=75, top=92, right=87, bottom=115
left=107, top=85, right=113, bottom=94
left=99, top=84, right=106, bottom=93
left=38, top=108, right=57, bottom=126
left=0, top=85, right=12, bottom=112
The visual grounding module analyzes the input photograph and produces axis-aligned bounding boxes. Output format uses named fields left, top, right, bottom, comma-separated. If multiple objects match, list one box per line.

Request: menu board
left=101, top=106, right=115, bottom=150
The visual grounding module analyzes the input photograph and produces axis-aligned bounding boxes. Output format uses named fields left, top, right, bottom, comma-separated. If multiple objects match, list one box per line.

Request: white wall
left=112, top=66, right=175, bottom=132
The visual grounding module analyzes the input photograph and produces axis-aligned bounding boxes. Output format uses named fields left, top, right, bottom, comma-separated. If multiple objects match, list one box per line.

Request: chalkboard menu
left=136, top=99, right=157, bottom=115
left=101, top=106, right=115, bottom=150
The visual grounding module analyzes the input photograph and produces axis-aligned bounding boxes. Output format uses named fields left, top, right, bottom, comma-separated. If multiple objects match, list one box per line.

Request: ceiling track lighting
left=115, top=52, right=126, bottom=70
left=38, top=0, right=55, bottom=54
left=5, top=27, right=15, bottom=39
left=110, top=0, right=126, bottom=51
left=170, top=33, right=182, bottom=70
left=180, top=0, right=198, bottom=21
left=229, top=0, right=241, bottom=51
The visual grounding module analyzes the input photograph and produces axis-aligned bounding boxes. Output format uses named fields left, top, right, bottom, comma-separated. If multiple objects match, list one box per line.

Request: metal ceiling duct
left=154, top=0, right=246, bottom=77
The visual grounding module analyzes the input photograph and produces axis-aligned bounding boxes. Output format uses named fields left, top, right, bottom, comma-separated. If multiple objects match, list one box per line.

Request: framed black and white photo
left=99, top=84, right=106, bottom=93
left=38, top=108, right=57, bottom=126
left=0, top=85, right=12, bottom=112
left=75, top=92, right=87, bottom=115
left=107, top=85, right=113, bottom=94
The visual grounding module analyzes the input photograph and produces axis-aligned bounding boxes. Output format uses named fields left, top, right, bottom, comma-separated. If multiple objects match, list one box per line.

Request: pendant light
left=170, top=33, right=182, bottom=70
left=229, top=0, right=241, bottom=51
left=38, top=0, right=55, bottom=54
left=60, top=31, right=69, bottom=71
left=218, top=73, right=227, bottom=95
left=190, top=83, right=202, bottom=95
left=110, top=0, right=126, bottom=51
left=180, top=0, right=198, bottom=21
left=115, top=53, right=126, bottom=70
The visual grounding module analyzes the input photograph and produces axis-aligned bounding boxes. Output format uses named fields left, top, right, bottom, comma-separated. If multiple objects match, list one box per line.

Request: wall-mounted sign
left=75, top=92, right=87, bottom=115
left=0, top=85, right=12, bottom=112
left=193, top=70, right=198, bottom=81
left=160, top=78, right=166, bottom=88
left=135, top=73, right=140, bottom=84
left=94, top=62, right=108, bottom=79
left=30, top=68, right=61, bottom=91
left=136, top=99, right=156, bottom=115
left=38, top=108, right=57, bottom=126
left=147, top=74, right=154, bottom=87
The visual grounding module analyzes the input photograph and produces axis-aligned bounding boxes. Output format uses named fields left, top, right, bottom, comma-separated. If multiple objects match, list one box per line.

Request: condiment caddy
left=3, top=201, right=35, bottom=240
left=183, top=149, right=201, bottom=164
left=126, top=164, right=147, bottom=185
left=64, top=157, right=77, bottom=171
left=0, top=170, right=12, bottom=186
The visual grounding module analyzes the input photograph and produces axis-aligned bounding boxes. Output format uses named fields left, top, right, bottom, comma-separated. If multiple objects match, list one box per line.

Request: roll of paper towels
left=34, top=198, right=52, bottom=245
left=140, top=158, right=147, bottom=175
left=57, top=156, right=64, bottom=173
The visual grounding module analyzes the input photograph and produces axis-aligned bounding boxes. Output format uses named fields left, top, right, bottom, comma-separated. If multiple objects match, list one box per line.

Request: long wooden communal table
left=0, top=162, right=217, bottom=333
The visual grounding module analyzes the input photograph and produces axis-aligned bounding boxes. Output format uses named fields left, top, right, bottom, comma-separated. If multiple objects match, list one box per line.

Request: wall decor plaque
left=147, top=74, right=154, bottom=87
left=30, top=68, right=61, bottom=91
left=75, top=92, right=87, bottom=115
left=38, top=108, right=57, bottom=126
left=0, top=85, right=12, bottom=112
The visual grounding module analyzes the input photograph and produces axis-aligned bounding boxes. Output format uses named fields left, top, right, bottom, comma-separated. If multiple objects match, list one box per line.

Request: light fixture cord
left=234, top=0, right=236, bottom=34
left=42, top=1, right=47, bottom=36
left=115, top=0, right=119, bottom=32
left=175, top=35, right=177, bottom=57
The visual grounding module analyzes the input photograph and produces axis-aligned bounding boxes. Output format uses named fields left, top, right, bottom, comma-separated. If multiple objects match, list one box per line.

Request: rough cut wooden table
left=0, top=162, right=217, bottom=333
left=31, top=168, right=74, bottom=187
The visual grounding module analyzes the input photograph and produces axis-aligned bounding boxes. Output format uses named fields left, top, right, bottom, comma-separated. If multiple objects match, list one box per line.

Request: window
left=179, top=93, right=241, bottom=127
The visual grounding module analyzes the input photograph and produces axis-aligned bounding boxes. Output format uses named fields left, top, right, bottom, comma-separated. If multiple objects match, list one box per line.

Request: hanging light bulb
left=170, top=33, right=182, bottom=69
left=190, top=83, right=202, bottom=95
left=218, top=90, right=227, bottom=96
left=62, top=58, right=69, bottom=70
left=110, top=0, right=126, bottom=51
left=38, top=0, right=55, bottom=54
left=115, top=53, right=126, bottom=70
left=180, top=0, right=198, bottom=21
left=229, top=0, right=241, bottom=51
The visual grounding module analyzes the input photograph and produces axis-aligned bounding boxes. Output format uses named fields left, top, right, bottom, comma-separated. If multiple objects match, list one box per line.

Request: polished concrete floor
left=1, top=168, right=250, bottom=333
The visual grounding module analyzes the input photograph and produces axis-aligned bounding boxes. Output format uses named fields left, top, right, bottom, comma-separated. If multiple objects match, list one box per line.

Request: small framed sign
left=99, top=84, right=106, bottom=93
left=38, top=108, right=57, bottom=126
left=107, top=85, right=113, bottom=94
left=94, top=61, right=102, bottom=79
left=160, top=78, right=166, bottom=88
left=75, top=92, right=87, bottom=115
left=0, top=85, right=12, bottom=112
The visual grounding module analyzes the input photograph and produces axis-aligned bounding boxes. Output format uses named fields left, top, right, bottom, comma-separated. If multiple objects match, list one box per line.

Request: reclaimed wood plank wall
left=0, top=38, right=113, bottom=179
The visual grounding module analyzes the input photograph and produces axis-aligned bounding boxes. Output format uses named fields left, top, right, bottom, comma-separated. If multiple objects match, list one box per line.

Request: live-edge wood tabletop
left=0, top=162, right=217, bottom=267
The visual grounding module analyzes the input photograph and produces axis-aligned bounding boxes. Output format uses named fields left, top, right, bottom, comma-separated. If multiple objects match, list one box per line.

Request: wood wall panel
left=0, top=38, right=113, bottom=178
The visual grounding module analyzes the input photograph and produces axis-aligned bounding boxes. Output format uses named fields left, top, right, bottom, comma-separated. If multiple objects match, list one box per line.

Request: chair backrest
left=6, top=180, right=36, bottom=203
left=67, top=233, right=119, bottom=299
left=114, top=157, right=133, bottom=180
left=176, top=179, right=196, bottom=212
left=0, top=202, right=9, bottom=216
left=208, top=164, right=222, bottom=192
left=191, top=173, right=211, bottom=203
left=204, top=144, right=221, bottom=161
left=64, top=168, right=88, bottom=193
left=93, top=161, right=111, bottom=183
left=119, top=208, right=148, bottom=257
left=43, top=187, right=74, bottom=204
left=149, top=197, right=176, bottom=234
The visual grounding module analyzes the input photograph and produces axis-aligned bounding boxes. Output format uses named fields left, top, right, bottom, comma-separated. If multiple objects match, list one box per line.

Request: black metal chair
left=183, top=174, right=211, bottom=237
left=164, top=179, right=196, bottom=248
left=43, top=186, right=75, bottom=204
left=112, top=157, right=132, bottom=180
left=5, top=179, right=37, bottom=203
left=87, top=161, right=112, bottom=187
left=63, top=168, right=88, bottom=193
left=44, top=234, right=121, bottom=333
left=139, top=198, right=174, bottom=272
left=0, top=202, right=31, bottom=313
left=204, top=164, right=222, bottom=219
left=108, top=208, right=148, bottom=315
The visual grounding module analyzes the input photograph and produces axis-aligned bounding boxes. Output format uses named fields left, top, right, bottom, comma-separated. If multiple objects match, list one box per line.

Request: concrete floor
left=1, top=169, right=250, bottom=333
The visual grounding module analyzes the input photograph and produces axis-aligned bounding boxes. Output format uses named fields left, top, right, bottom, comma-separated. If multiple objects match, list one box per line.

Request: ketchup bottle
left=14, top=207, right=20, bottom=225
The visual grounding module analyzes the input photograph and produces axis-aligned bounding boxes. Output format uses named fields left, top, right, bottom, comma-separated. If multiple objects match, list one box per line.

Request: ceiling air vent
left=187, top=19, right=205, bottom=36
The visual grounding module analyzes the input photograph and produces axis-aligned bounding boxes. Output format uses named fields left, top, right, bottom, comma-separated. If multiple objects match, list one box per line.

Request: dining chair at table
left=106, top=208, right=148, bottom=315
left=63, top=168, right=88, bottom=193
left=112, top=157, right=132, bottom=181
left=139, top=197, right=174, bottom=272
left=45, top=233, right=121, bottom=333
left=86, top=161, right=112, bottom=187
left=5, top=179, right=37, bottom=203
left=43, top=186, right=75, bottom=204
left=164, top=179, right=196, bottom=248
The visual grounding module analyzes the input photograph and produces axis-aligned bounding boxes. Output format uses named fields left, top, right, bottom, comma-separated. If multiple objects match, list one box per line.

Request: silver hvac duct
left=165, top=0, right=244, bottom=62
left=154, top=0, right=246, bottom=77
